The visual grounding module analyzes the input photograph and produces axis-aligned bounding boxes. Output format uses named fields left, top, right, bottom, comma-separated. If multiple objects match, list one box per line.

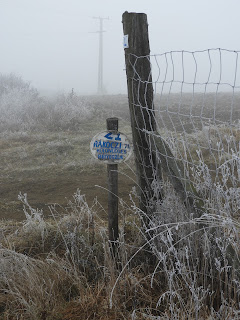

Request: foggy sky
left=1, top=0, right=240, bottom=95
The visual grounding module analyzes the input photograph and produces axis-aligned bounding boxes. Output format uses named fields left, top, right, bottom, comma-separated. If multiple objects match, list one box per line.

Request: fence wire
left=130, top=48, right=240, bottom=217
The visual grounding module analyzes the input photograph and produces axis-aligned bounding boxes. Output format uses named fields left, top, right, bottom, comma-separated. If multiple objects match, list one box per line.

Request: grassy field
left=1, top=89, right=239, bottom=222
left=0, top=104, right=135, bottom=221
left=1, top=82, right=240, bottom=319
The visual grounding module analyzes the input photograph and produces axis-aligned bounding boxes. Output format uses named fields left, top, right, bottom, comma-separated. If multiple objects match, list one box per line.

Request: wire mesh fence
left=121, top=13, right=240, bottom=316
left=129, top=48, right=240, bottom=218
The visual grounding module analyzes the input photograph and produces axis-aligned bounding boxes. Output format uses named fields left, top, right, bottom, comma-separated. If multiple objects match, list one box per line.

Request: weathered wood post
left=107, top=117, right=119, bottom=253
left=90, top=117, right=132, bottom=255
left=122, top=12, right=159, bottom=218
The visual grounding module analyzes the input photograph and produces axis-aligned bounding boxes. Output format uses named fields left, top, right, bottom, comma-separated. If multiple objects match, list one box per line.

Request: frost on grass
left=122, top=122, right=240, bottom=318
left=121, top=180, right=240, bottom=319
left=1, top=185, right=240, bottom=318
left=0, top=249, right=74, bottom=320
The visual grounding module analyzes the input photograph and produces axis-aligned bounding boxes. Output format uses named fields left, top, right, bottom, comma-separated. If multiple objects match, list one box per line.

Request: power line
left=90, top=16, right=109, bottom=95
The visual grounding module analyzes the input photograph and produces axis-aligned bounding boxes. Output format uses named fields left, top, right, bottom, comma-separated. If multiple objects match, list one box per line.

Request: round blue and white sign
left=90, top=131, right=132, bottom=164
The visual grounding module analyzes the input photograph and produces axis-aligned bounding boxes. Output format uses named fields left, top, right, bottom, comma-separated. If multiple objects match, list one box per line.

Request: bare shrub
left=45, top=92, right=94, bottom=131
left=0, top=73, right=42, bottom=132
left=0, top=73, right=95, bottom=133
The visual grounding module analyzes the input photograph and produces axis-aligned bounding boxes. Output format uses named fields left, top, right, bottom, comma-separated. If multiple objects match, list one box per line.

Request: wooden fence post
left=122, top=12, right=159, bottom=217
left=107, top=117, right=119, bottom=253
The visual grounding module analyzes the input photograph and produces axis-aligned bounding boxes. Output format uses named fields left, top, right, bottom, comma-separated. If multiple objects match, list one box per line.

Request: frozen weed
left=0, top=249, right=77, bottom=320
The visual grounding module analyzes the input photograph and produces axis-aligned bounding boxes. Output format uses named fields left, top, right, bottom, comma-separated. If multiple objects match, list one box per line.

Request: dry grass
left=0, top=249, right=76, bottom=320
left=0, top=190, right=155, bottom=319
left=1, top=183, right=240, bottom=319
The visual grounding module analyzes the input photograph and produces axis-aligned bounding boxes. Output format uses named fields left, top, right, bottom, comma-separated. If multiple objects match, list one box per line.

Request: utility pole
left=91, top=17, right=109, bottom=95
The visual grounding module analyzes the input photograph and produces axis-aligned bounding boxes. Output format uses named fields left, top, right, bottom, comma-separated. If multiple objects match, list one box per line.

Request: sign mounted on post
left=123, top=35, right=129, bottom=49
left=90, top=131, right=132, bottom=164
